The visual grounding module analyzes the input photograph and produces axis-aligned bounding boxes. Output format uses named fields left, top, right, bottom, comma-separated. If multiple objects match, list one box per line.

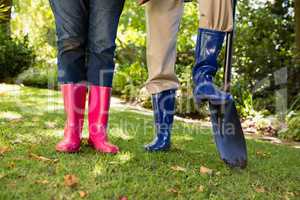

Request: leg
left=88, top=86, right=118, bottom=154
left=49, top=0, right=88, bottom=84
left=193, top=0, right=233, bottom=104
left=87, top=0, right=125, bottom=154
left=144, top=90, right=176, bottom=151
left=56, top=84, right=87, bottom=152
left=196, top=0, right=247, bottom=168
left=144, top=0, right=183, bottom=151
left=145, top=0, right=183, bottom=94
left=49, top=0, right=88, bottom=152
left=198, top=0, right=233, bottom=32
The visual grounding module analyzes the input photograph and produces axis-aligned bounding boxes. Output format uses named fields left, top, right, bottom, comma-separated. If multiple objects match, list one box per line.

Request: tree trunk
left=296, top=0, right=300, bottom=64
left=0, top=0, right=12, bottom=35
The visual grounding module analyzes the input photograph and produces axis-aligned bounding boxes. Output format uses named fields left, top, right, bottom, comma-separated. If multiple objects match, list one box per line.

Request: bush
left=113, top=62, right=148, bottom=101
left=279, top=112, right=300, bottom=142
left=0, top=32, right=35, bottom=82
left=17, top=64, right=58, bottom=89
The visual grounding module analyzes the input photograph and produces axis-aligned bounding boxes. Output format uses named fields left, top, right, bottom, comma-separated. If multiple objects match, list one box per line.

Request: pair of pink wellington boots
left=56, top=84, right=119, bottom=154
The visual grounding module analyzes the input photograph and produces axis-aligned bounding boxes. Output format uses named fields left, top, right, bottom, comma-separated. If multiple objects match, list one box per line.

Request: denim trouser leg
left=49, top=0, right=88, bottom=84
left=49, top=0, right=125, bottom=86
left=87, top=0, right=125, bottom=87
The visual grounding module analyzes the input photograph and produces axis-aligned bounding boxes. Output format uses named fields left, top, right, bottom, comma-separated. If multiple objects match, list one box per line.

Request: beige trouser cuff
left=145, top=0, right=233, bottom=94
left=199, top=0, right=233, bottom=32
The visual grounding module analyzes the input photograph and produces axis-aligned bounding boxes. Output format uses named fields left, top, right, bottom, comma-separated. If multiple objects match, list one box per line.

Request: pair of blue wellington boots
left=145, top=28, right=247, bottom=168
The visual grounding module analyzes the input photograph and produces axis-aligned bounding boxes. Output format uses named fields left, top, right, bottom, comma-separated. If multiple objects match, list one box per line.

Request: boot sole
left=144, top=145, right=171, bottom=152
left=223, top=159, right=247, bottom=169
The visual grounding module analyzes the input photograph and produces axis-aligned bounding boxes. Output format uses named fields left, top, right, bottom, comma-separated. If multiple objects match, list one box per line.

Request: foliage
left=113, top=1, right=147, bottom=101
left=0, top=1, right=10, bottom=22
left=113, top=62, right=148, bottom=100
left=279, top=111, right=300, bottom=141
left=0, top=0, right=12, bottom=34
left=289, top=93, right=300, bottom=111
left=0, top=31, right=35, bottom=82
left=17, top=66, right=58, bottom=89
left=233, top=0, right=295, bottom=112
left=11, top=0, right=56, bottom=75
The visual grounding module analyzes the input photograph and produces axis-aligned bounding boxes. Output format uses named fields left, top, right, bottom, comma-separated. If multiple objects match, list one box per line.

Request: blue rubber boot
left=145, top=89, right=176, bottom=152
left=193, top=28, right=231, bottom=105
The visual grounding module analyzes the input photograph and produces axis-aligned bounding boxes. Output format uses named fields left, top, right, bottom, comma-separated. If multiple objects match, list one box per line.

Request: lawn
left=0, top=85, right=299, bottom=200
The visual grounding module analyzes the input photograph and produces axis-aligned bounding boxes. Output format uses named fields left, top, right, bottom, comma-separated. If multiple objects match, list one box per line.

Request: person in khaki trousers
left=142, top=0, right=245, bottom=168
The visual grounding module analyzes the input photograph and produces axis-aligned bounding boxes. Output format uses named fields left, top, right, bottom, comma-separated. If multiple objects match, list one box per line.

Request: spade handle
left=224, top=0, right=238, bottom=92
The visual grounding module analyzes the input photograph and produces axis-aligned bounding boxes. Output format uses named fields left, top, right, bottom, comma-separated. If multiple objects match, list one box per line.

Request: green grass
left=0, top=85, right=299, bottom=200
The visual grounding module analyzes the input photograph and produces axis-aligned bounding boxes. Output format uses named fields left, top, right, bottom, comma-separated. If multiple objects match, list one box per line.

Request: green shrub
left=279, top=112, right=300, bottom=142
left=113, top=62, right=148, bottom=100
left=0, top=32, right=35, bottom=82
left=17, top=64, right=58, bottom=89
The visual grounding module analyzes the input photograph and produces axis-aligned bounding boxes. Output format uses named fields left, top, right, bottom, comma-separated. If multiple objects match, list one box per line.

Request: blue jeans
left=49, top=0, right=125, bottom=86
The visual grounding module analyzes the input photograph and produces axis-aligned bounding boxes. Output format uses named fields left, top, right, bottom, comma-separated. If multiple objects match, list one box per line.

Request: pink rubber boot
left=88, top=86, right=119, bottom=154
left=56, top=84, right=87, bottom=153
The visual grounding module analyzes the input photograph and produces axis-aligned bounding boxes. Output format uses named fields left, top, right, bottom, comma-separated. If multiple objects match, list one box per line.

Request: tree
left=296, top=0, right=300, bottom=63
left=0, top=0, right=12, bottom=34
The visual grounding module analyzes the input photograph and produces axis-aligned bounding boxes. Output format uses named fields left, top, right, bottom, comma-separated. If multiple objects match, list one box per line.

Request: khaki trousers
left=145, top=0, right=233, bottom=94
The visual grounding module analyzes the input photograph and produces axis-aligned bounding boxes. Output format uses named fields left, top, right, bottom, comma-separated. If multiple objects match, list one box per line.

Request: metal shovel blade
left=209, top=97, right=247, bottom=169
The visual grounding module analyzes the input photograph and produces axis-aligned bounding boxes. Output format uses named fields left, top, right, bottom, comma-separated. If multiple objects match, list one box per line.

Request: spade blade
left=209, top=96, right=247, bottom=168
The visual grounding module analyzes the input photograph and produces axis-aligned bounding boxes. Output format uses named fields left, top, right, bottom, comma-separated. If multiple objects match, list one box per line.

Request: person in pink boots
left=49, top=0, right=125, bottom=154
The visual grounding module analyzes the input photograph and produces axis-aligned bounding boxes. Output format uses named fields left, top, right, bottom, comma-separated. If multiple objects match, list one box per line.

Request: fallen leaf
left=167, top=188, right=179, bottom=194
left=35, top=180, right=49, bottom=185
left=285, top=192, right=295, bottom=198
left=29, top=153, right=59, bottom=163
left=79, top=191, right=88, bottom=198
left=255, top=187, right=265, bottom=193
left=170, top=165, right=186, bottom=172
left=200, top=166, right=213, bottom=175
left=12, top=139, right=22, bottom=144
left=0, top=174, right=7, bottom=180
left=64, top=174, right=78, bottom=188
left=8, top=182, right=17, bottom=189
left=8, top=162, right=16, bottom=169
left=197, top=185, right=205, bottom=192
left=256, top=151, right=271, bottom=159
left=44, top=121, right=57, bottom=129
left=0, top=146, right=10, bottom=155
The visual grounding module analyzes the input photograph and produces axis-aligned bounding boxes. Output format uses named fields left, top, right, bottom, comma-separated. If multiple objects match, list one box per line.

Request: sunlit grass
left=110, top=127, right=134, bottom=141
